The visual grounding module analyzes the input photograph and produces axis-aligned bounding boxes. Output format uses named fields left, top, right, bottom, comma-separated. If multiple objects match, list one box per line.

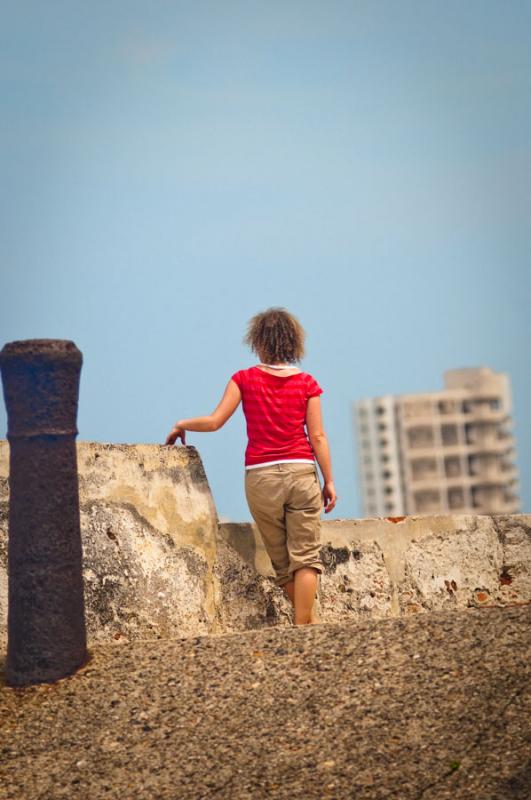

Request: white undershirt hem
left=245, top=459, right=315, bottom=470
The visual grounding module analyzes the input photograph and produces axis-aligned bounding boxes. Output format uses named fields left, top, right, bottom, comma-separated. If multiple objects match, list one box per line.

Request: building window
left=407, top=426, right=434, bottom=449
left=472, top=484, right=505, bottom=510
left=413, top=489, right=441, bottom=512
left=438, top=400, right=457, bottom=415
left=410, top=458, right=437, bottom=479
left=448, top=487, right=464, bottom=509
left=444, top=457, right=461, bottom=478
left=465, top=422, right=499, bottom=446
left=441, top=425, right=459, bottom=446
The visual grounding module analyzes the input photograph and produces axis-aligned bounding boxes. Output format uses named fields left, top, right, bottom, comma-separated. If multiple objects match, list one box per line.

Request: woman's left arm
left=164, top=379, right=242, bottom=445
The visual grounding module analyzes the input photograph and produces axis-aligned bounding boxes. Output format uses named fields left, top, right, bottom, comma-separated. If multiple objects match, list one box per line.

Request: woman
left=165, top=307, right=337, bottom=625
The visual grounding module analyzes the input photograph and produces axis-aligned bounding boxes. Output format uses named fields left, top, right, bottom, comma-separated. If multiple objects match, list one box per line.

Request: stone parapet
left=221, top=514, right=531, bottom=622
left=1, top=441, right=529, bottom=647
left=0, top=441, right=220, bottom=646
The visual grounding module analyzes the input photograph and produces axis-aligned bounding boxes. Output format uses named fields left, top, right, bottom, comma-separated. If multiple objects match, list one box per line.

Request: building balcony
left=471, top=499, right=521, bottom=514
left=464, top=422, right=513, bottom=446
left=446, top=499, right=520, bottom=514
left=408, top=474, right=444, bottom=486
left=468, top=477, right=514, bottom=490
left=401, top=415, right=443, bottom=428
left=410, top=490, right=444, bottom=513
left=466, top=407, right=508, bottom=421
left=407, top=472, right=518, bottom=492
left=399, top=408, right=509, bottom=426
left=467, top=440, right=515, bottom=455
left=403, top=439, right=514, bottom=458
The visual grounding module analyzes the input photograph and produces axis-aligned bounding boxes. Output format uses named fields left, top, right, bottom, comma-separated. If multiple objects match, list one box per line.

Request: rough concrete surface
left=1, top=605, right=529, bottom=799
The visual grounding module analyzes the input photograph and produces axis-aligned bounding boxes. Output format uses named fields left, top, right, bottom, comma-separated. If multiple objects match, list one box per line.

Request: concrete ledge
left=1, top=441, right=530, bottom=646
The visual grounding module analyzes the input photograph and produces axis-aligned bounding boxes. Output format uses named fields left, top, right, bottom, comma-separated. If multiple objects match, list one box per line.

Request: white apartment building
left=354, top=368, right=520, bottom=517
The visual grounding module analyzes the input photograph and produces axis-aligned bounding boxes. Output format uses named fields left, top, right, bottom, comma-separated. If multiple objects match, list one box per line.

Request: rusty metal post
left=0, top=339, right=87, bottom=686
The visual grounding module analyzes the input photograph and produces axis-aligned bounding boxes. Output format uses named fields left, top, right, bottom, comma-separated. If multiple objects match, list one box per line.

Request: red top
left=231, top=366, right=323, bottom=467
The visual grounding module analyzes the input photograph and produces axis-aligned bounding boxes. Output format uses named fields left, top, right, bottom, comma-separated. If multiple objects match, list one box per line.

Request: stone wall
left=1, top=441, right=530, bottom=647
left=0, top=441, right=221, bottom=646
left=221, top=515, right=531, bottom=621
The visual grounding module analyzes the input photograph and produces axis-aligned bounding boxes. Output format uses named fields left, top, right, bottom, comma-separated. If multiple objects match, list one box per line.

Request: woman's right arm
left=306, top=395, right=337, bottom=513
left=165, top=380, right=241, bottom=445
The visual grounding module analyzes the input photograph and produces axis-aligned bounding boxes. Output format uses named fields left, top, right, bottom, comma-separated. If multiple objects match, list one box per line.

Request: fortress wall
left=0, top=441, right=221, bottom=647
left=220, top=514, right=531, bottom=622
left=1, top=441, right=530, bottom=647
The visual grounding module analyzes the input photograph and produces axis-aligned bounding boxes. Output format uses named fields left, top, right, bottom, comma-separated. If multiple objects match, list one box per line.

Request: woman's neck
left=259, top=362, right=293, bottom=369
left=257, top=362, right=301, bottom=375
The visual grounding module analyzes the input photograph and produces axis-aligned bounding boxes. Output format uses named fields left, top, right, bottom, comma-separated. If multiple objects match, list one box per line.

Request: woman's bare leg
left=294, top=567, right=319, bottom=625
left=283, top=580, right=295, bottom=605
left=283, top=573, right=319, bottom=624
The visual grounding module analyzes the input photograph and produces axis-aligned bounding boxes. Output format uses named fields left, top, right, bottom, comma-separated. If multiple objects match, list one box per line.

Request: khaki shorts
left=245, top=462, right=323, bottom=586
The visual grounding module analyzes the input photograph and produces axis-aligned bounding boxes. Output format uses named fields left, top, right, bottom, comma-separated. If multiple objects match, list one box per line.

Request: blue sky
left=1, top=1, right=530, bottom=519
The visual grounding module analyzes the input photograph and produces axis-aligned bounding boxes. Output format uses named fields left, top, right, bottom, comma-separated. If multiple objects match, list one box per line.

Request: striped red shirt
left=231, top=366, right=323, bottom=467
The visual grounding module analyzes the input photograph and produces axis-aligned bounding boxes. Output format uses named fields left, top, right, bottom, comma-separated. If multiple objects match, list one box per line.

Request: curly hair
left=244, top=307, right=306, bottom=364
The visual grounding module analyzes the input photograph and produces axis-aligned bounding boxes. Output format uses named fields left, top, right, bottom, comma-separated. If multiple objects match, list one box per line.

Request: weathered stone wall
left=0, top=441, right=221, bottom=646
left=1, top=441, right=530, bottom=647
left=221, top=515, right=531, bottom=622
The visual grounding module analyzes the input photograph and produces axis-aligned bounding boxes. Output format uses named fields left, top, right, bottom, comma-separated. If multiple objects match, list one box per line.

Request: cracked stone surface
left=221, top=515, right=531, bottom=627
left=212, top=537, right=293, bottom=632
left=399, top=518, right=504, bottom=613
left=1, top=605, right=529, bottom=799
left=82, top=501, right=211, bottom=642
left=0, top=442, right=220, bottom=647
left=398, top=516, right=531, bottom=614
left=493, top=516, right=531, bottom=603
left=318, top=539, right=393, bottom=620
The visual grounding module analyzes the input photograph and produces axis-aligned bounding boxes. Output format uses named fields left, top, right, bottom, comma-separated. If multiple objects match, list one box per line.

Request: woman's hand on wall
left=165, top=425, right=186, bottom=446
left=163, top=381, right=242, bottom=445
